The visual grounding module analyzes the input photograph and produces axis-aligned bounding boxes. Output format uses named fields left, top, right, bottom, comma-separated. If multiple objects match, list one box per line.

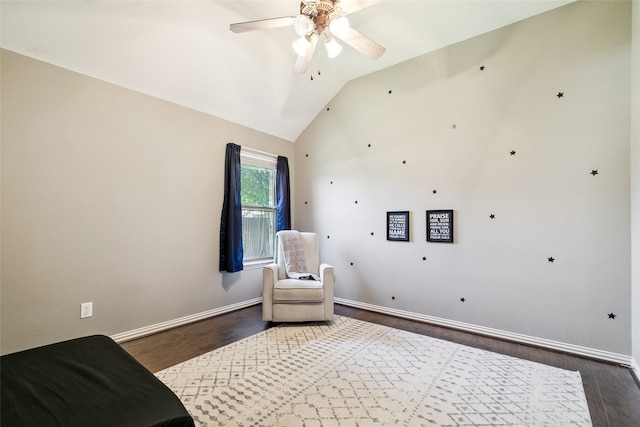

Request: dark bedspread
left=1, top=335, right=194, bottom=427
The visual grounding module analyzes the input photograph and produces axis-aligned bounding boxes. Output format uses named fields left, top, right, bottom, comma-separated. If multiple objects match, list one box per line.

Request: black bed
left=1, top=335, right=194, bottom=427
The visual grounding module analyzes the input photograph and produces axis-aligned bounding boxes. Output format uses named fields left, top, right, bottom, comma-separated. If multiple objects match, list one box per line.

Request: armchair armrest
left=319, top=264, right=334, bottom=282
left=263, top=263, right=278, bottom=286
left=319, top=263, right=334, bottom=294
left=319, top=263, right=335, bottom=321
left=262, top=263, right=278, bottom=321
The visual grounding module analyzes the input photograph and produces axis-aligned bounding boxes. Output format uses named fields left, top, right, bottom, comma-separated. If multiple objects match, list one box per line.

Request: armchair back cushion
left=276, top=232, right=319, bottom=280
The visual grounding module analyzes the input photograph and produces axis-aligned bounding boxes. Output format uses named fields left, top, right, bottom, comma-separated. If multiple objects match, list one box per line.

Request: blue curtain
left=219, top=143, right=243, bottom=272
left=276, top=156, right=291, bottom=231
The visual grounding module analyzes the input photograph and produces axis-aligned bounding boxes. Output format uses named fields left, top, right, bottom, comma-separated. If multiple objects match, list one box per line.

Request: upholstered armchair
left=262, top=231, right=334, bottom=322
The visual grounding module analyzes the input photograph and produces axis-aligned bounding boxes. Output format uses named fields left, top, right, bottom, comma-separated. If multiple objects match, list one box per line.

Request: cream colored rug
left=156, top=316, right=592, bottom=426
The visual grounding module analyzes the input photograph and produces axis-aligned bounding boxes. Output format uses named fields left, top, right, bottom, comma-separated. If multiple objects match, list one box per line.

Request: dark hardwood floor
left=121, top=303, right=640, bottom=427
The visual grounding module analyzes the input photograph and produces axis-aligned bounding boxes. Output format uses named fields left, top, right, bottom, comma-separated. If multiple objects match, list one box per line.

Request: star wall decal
left=479, top=65, right=485, bottom=71
left=557, top=92, right=564, bottom=98
left=490, top=214, right=495, bottom=219
left=510, top=150, right=516, bottom=156
left=432, top=189, right=437, bottom=194
left=460, top=297, right=466, bottom=302
left=548, top=257, right=555, bottom=263
left=452, top=124, right=457, bottom=129
left=388, top=90, right=392, bottom=94
left=608, top=313, right=616, bottom=319
left=402, top=160, right=407, bottom=164
left=422, top=256, right=427, bottom=261
left=591, top=170, right=599, bottom=176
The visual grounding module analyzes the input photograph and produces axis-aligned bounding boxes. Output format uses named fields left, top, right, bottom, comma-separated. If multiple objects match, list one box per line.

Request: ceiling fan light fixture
left=293, top=36, right=311, bottom=57
left=325, top=37, right=342, bottom=59
left=293, top=15, right=314, bottom=36
left=329, top=16, right=349, bottom=38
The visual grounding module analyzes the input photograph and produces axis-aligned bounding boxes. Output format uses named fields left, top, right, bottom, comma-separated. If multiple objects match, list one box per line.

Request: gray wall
left=295, top=1, right=632, bottom=356
left=1, top=1, right=637, bottom=368
left=0, top=50, right=294, bottom=354
left=631, top=0, right=640, bottom=373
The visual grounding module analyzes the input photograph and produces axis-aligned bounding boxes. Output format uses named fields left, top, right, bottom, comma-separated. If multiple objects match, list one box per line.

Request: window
left=240, top=148, right=277, bottom=264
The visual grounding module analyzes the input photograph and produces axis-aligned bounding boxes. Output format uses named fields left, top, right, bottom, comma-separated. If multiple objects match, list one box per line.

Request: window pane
left=240, top=164, right=275, bottom=208
left=242, top=209, right=275, bottom=261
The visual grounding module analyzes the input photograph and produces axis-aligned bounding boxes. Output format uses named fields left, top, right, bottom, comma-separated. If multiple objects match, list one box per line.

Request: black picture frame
left=387, top=211, right=410, bottom=241
left=427, top=210, right=454, bottom=243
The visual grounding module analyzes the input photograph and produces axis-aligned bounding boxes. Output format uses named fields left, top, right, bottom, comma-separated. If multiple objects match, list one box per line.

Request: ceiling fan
left=230, top=0, right=385, bottom=74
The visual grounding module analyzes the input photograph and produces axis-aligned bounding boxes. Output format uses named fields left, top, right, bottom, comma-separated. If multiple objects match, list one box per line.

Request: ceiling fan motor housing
left=300, top=0, right=342, bottom=34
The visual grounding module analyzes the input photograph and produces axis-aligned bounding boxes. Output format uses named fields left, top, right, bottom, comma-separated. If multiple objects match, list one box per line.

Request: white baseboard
left=110, top=298, right=262, bottom=343
left=631, top=356, right=639, bottom=380
left=111, top=296, right=632, bottom=367
left=335, top=297, right=632, bottom=366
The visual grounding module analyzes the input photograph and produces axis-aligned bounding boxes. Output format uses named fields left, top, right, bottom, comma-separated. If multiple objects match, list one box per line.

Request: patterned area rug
left=156, top=316, right=592, bottom=426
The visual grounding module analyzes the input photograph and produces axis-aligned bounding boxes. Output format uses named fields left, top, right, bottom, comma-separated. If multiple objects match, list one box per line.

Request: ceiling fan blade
left=293, top=36, right=319, bottom=74
left=337, top=0, right=385, bottom=15
left=229, top=16, right=295, bottom=33
left=336, top=27, right=385, bottom=60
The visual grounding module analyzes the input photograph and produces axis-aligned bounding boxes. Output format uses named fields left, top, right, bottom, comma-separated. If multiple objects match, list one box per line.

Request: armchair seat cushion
left=273, top=279, right=324, bottom=303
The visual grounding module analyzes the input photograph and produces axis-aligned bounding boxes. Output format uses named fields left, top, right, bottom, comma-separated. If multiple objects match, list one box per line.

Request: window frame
left=240, top=148, right=278, bottom=267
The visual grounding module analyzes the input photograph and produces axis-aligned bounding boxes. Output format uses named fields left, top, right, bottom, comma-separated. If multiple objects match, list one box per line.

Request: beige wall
left=295, top=0, right=632, bottom=357
left=0, top=50, right=294, bottom=354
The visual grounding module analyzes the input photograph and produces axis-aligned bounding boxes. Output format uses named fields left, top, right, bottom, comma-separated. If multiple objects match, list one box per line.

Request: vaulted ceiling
left=1, top=0, right=574, bottom=142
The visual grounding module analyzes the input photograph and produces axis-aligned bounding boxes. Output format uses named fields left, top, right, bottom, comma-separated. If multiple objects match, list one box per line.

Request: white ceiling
left=1, top=0, right=574, bottom=142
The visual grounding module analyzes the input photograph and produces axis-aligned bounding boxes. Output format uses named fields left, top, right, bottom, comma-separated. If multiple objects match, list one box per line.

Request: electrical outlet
left=81, top=302, right=93, bottom=319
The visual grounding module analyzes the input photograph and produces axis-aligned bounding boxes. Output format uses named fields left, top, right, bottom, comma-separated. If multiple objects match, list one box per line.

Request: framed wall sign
left=427, top=210, right=454, bottom=243
left=387, top=211, right=410, bottom=241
